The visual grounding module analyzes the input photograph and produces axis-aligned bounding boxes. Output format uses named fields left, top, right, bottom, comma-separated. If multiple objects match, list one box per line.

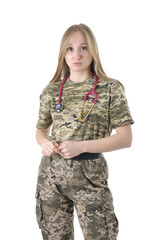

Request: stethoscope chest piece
left=55, top=104, right=63, bottom=112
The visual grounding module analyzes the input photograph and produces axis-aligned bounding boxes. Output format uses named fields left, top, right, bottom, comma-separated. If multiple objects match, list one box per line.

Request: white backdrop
left=0, top=0, right=160, bottom=239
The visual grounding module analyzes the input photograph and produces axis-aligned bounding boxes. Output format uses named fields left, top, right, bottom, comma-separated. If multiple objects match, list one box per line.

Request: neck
left=69, top=71, right=93, bottom=83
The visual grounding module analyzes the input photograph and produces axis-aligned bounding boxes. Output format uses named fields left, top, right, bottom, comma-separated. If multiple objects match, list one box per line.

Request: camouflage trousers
left=35, top=154, right=119, bottom=240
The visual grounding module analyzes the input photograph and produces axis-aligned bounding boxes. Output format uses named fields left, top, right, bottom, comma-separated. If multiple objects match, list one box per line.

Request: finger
left=43, top=141, right=59, bottom=153
left=48, top=142, right=60, bottom=154
left=58, top=145, right=63, bottom=150
left=41, top=149, right=52, bottom=157
left=53, top=147, right=61, bottom=154
left=47, top=141, right=55, bottom=150
left=62, top=154, right=70, bottom=159
left=60, top=151, right=71, bottom=158
left=43, top=144, right=54, bottom=154
left=54, top=143, right=59, bottom=148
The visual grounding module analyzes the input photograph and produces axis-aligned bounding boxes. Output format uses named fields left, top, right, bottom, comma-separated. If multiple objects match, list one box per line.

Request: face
left=64, top=31, right=93, bottom=74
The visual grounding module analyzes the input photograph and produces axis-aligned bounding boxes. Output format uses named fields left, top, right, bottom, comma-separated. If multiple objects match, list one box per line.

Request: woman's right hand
left=36, top=128, right=61, bottom=157
left=41, top=141, right=60, bottom=157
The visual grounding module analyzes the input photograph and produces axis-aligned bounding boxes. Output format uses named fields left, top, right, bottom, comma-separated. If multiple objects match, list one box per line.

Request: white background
left=0, top=0, right=160, bottom=239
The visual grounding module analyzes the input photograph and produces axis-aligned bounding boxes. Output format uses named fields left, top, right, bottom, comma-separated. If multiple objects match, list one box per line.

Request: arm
left=81, top=124, right=132, bottom=153
left=58, top=124, right=132, bottom=158
left=36, top=128, right=60, bottom=156
left=36, top=128, right=50, bottom=146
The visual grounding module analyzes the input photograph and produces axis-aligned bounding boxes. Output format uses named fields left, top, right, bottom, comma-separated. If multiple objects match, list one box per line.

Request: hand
left=58, top=141, right=83, bottom=159
left=41, top=141, right=60, bottom=157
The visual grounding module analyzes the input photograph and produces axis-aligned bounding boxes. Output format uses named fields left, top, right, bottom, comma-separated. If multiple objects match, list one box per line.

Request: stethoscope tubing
left=83, top=73, right=97, bottom=103
left=58, top=73, right=97, bottom=104
left=56, top=73, right=98, bottom=121
left=58, top=74, right=70, bottom=104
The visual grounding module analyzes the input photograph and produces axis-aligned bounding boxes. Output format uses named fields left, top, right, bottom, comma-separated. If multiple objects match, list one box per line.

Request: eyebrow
left=67, top=42, right=88, bottom=46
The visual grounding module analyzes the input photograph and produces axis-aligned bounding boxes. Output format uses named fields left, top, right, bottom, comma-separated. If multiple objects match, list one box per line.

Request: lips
left=73, top=62, right=82, bottom=65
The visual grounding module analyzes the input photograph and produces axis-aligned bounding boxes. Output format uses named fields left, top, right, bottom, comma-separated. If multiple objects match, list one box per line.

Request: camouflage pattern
left=35, top=76, right=134, bottom=239
left=36, top=76, right=134, bottom=143
left=36, top=154, right=118, bottom=240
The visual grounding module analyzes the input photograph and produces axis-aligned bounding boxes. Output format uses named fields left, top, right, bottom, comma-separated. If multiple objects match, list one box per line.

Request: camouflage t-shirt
left=36, top=76, right=134, bottom=143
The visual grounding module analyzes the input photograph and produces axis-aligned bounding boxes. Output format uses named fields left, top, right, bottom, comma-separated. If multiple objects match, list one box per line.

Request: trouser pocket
left=101, top=191, right=119, bottom=240
left=35, top=190, right=45, bottom=230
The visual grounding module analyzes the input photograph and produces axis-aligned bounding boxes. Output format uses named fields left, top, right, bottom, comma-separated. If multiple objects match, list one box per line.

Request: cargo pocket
left=35, top=190, right=45, bottom=230
left=100, top=191, right=119, bottom=239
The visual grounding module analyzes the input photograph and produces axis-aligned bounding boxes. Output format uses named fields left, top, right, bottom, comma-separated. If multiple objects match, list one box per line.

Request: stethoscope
left=55, top=73, right=98, bottom=122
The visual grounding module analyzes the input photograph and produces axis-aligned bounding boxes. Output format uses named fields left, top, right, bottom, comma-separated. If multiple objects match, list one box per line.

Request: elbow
left=121, top=131, right=133, bottom=148
left=125, top=135, right=133, bottom=148
left=116, top=124, right=133, bottom=149
left=126, top=141, right=132, bottom=148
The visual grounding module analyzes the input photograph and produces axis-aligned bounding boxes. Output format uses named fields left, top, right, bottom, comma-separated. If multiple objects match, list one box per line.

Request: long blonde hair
left=50, top=23, right=124, bottom=90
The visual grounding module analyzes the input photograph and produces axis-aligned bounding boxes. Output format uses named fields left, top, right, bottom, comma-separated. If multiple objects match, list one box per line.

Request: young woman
left=35, top=23, right=134, bottom=240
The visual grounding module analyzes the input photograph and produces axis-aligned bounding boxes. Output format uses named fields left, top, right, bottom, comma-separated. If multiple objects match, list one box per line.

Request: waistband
left=71, top=152, right=102, bottom=161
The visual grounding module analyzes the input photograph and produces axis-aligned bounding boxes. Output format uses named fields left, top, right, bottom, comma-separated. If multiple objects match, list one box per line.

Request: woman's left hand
left=58, top=141, right=83, bottom=159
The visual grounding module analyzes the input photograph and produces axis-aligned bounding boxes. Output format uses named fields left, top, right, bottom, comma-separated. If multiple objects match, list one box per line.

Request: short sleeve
left=109, top=81, right=134, bottom=129
left=36, top=89, right=53, bottom=129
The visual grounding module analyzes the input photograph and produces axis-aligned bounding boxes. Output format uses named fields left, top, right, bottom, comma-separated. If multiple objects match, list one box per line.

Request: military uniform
left=35, top=76, right=134, bottom=240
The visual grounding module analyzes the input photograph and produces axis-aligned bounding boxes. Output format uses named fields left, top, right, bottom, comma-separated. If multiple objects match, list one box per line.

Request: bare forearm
left=36, top=128, right=61, bottom=156
left=81, top=132, right=132, bottom=153
left=36, top=128, right=50, bottom=147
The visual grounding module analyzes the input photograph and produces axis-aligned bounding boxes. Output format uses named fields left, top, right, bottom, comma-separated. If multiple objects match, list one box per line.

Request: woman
left=35, top=23, right=134, bottom=240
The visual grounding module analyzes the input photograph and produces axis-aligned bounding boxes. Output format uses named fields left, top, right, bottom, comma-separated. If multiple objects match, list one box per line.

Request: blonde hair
left=50, top=23, right=124, bottom=90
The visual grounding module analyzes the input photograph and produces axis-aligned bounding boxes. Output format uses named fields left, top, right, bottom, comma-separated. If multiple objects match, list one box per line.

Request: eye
left=81, top=46, right=87, bottom=50
left=67, top=47, right=73, bottom=51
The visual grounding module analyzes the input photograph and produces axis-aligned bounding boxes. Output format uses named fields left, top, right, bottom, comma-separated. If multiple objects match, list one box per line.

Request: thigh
left=74, top=158, right=118, bottom=240
left=76, top=189, right=118, bottom=240
left=35, top=155, right=74, bottom=240
left=75, top=189, right=118, bottom=240
left=35, top=188, right=74, bottom=240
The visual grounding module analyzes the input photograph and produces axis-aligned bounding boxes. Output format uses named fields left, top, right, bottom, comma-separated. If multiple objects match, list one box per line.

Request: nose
left=73, top=49, right=81, bottom=59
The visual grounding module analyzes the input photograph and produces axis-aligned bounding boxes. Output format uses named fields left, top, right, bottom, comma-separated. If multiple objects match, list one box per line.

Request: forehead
left=67, top=31, right=88, bottom=45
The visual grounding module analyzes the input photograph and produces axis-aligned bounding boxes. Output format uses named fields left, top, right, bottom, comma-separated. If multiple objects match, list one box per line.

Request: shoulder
left=40, top=80, right=61, bottom=96
left=43, top=80, right=61, bottom=93
left=39, top=80, right=61, bottom=102
left=97, top=77, right=124, bottom=92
